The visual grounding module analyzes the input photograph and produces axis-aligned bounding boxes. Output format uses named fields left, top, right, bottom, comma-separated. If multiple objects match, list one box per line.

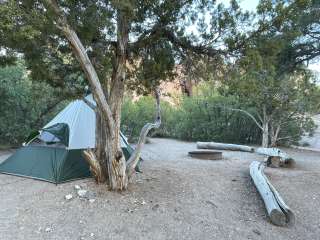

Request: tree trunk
left=46, top=0, right=161, bottom=191
left=94, top=110, right=108, bottom=182
left=103, top=9, right=130, bottom=191
left=262, top=121, right=269, bottom=148
left=270, top=124, right=281, bottom=147
left=261, top=106, right=269, bottom=148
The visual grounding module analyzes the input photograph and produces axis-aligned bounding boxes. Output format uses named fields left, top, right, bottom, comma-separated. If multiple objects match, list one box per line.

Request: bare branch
left=126, top=88, right=161, bottom=177
left=221, top=106, right=264, bottom=131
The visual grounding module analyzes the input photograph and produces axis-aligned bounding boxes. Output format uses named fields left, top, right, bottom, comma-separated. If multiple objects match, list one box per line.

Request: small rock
left=74, top=185, right=81, bottom=190
left=77, top=189, right=88, bottom=198
left=152, top=204, right=159, bottom=211
left=89, top=199, right=96, bottom=203
left=90, top=233, right=95, bottom=237
left=252, top=229, right=261, bottom=235
left=231, top=179, right=237, bottom=182
left=45, top=227, right=52, bottom=233
left=65, top=194, right=73, bottom=200
left=141, top=200, right=146, bottom=205
left=126, top=208, right=134, bottom=213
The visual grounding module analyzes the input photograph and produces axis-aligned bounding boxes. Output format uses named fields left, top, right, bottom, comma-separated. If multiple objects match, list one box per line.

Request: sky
left=217, top=0, right=259, bottom=11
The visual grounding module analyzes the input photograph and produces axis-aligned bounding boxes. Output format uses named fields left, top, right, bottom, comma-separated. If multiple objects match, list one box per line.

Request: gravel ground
left=0, top=138, right=319, bottom=240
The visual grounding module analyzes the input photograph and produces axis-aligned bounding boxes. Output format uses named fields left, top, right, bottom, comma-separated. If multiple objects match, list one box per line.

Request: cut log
left=255, top=148, right=295, bottom=168
left=197, top=142, right=254, bottom=152
left=249, top=161, right=295, bottom=226
left=188, top=150, right=222, bottom=160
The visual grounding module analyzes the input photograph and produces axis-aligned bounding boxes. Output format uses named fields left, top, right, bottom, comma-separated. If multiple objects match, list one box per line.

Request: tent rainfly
left=0, top=95, right=134, bottom=183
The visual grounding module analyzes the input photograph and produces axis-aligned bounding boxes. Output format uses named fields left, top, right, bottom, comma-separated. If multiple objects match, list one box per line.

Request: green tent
left=0, top=95, right=135, bottom=183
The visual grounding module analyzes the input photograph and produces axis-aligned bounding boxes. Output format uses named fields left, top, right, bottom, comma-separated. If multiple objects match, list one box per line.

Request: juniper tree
left=0, top=0, right=248, bottom=190
left=224, top=0, right=320, bottom=147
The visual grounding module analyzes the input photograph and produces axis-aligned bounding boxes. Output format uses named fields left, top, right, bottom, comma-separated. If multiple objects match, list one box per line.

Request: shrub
left=0, top=63, right=65, bottom=146
left=121, top=90, right=262, bottom=144
left=121, top=96, right=176, bottom=141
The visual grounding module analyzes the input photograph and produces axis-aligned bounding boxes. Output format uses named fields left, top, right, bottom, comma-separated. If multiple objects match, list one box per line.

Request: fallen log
left=249, top=161, right=295, bottom=226
left=255, top=148, right=295, bottom=168
left=197, top=142, right=254, bottom=152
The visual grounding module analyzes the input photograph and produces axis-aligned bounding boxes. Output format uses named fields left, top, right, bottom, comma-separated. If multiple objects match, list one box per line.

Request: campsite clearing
left=0, top=138, right=320, bottom=240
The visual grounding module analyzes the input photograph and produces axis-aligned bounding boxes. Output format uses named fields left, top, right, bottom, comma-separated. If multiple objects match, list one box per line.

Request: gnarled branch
left=218, top=106, right=264, bottom=131
left=126, top=88, right=161, bottom=177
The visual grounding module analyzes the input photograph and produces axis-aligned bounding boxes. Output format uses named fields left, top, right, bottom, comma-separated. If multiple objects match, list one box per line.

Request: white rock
left=74, top=185, right=81, bottom=190
left=77, top=189, right=87, bottom=198
left=90, top=233, right=95, bottom=237
left=45, top=227, right=52, bottom=232
left=89, top=199, right=96, bottom=203
left=65, top=194, right=73, bottom=200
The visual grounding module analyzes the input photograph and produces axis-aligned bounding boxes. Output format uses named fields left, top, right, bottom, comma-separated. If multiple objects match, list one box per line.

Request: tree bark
left=104, top=9, right=130, bottom=190
left=262, top=121, right=269, bottom=148
left=270, top=124, right=281, bottom=147
left=261, top=106, right=269, bottom=148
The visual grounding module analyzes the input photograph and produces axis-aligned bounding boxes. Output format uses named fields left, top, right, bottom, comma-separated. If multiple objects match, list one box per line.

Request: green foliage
left=121, top=96, right=176, bottom=141
left=169, top=95, right=261, bottom=143
left=0, top=0, right=249, bottom=95
left=0, top=63, right=66, bottom=146
left=121, top=86, right=262, bottom=144
left=121, top=78, right=319, bottom=146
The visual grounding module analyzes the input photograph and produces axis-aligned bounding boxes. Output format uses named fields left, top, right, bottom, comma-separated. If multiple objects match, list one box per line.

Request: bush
left=121, top=96, right=176, bottom=141
left=121, top=88, right=262, bottom=144
left=0, top=63, right=65, bottom=146
left=170, top=95, right=261, bottom=143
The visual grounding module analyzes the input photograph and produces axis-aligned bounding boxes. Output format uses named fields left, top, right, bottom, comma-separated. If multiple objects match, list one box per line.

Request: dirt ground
left=0, top=138, right=320, bottom=240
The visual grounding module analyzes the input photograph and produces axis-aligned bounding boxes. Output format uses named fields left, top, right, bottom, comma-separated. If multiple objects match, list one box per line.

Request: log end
left=281, top=158, right=296, bottom=168
left=270, top=209, right=287, bottom=226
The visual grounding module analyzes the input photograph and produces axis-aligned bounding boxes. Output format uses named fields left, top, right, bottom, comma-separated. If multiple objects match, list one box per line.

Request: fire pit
left=188, top=150, right=222, bottom=160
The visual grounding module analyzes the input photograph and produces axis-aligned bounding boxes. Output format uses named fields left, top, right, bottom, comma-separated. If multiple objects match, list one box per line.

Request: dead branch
left=126, top=88, right=161, bottom=177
